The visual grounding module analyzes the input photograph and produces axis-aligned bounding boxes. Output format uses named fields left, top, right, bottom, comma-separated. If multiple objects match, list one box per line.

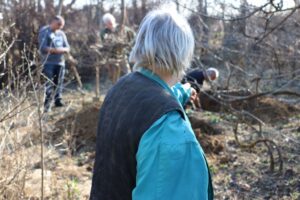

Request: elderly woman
left=90, top=8, right=213, bottom=200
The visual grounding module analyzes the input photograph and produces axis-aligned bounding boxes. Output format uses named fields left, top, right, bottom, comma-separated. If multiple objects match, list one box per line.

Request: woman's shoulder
left=156, top=111, right=198, bottom=145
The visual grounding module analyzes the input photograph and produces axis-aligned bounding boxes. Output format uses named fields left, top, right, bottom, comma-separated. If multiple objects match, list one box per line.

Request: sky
left=63, top=0, right=296, bottom=9
left=61, top=0, right=297, bottom=15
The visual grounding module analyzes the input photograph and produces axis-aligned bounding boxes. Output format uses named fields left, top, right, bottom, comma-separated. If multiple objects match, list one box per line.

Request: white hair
left=206, top=67, right=219, bottom=80
left=102, top=13, right=116, bottom=27
left=129, top=8, right=195, bottom=76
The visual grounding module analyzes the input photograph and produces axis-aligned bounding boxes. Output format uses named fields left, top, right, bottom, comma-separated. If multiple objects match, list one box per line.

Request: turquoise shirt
left=132, top=68, right=210, bottom=200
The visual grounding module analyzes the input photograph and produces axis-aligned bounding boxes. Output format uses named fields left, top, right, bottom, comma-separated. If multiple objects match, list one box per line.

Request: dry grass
left=1, top=87, right=300, bottom=200
left=0, top=56, right=299, bottom=199
left=0, top=88, right=97, bottom=199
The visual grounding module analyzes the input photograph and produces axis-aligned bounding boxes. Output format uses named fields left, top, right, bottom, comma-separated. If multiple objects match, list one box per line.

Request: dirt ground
left=0, top=89, right=299, bottom=199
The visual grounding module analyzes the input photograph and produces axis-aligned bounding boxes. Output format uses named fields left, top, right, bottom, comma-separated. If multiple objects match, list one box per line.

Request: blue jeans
left=42, top=64, right=65, bottom=108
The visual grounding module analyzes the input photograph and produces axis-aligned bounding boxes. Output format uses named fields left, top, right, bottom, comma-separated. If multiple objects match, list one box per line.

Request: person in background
left=182, top=68, right=219, bottom=109
left=100, top=13, right=117, bottom=41
left=100, top=13, right=135, bottom=81
left=90, top=7, right=213, bottom=200
left=182, top=67, right=219, bottom=92
left=38, top=15, right=70, bottom=112
left=100, top=13, right=135, bottom=44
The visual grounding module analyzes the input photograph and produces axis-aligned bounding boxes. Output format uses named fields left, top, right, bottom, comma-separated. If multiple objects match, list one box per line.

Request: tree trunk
left=65, top=0, right=77, bottom=11
left=198, top=0, right=203, bottom=13
left=239, top=0, right=248, bottom=33
left=44, top=0, right=55, bottom=17
left=21, top=0, right=28, bottom=7
left=198, top=0, right=207, bottom=14
left=29, top=0, right=36, bottom=11
left=38, top=0, right=42, bottom=12
left=0, top=0, right=3, bottom=13
left=141, top=0, right=147, bottom=17
left=198, top=0, right=208, bottom=48
left=57, top=0, right=64, bottom=15
left=132, top=0, right=139, bottom=24
left=96, top=0, right=103, bottom=29
left=175, top=0, right=180, bottom=12
left=120, top=0, right=125, bottom=27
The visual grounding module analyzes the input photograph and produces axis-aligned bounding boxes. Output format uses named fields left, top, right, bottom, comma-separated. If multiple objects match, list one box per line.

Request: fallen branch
left=218, top=90, right=300, bottom=102
left=233, top=122, right=283, bottom=173
left=0, top=39, right=15, bottom=62
left=0, top=98, right=28, bottom=123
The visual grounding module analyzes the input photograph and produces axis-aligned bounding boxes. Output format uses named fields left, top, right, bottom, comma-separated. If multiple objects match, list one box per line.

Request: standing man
left=100, top=13, right=135, bottom=82
left=38, top=16, right=70, bottom=112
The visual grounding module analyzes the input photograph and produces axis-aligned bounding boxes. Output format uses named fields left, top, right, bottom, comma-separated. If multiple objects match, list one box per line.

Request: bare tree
left=120, top=0, right=125, bottom=27
left=197, top=0, right=208, bottom=48
left=132, top=0, right=138, bottom=23
left=57, top=0, right=64, bottom=15
left=238, top=0, right=248, bottom=33
left=141, top=0, right=147, bottom=17
left=96, top=0, right=103, bottom=28
left=65, top=0, right=77, bottom=12
left=44, top=0, right=55, bottom=17
left=198, top=0, right=207, bottom=15
left=37, top=0, right=42, bottom=12
left=174, top=0, right=180, bottom=12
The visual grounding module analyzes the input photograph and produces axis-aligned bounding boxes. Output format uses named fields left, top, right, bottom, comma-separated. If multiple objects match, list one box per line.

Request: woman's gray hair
left=129, top=9, right=195, bottom=76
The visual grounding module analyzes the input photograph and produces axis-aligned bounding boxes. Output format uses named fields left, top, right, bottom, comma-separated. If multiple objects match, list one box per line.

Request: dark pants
left=42, top=64, right=65, bottom=108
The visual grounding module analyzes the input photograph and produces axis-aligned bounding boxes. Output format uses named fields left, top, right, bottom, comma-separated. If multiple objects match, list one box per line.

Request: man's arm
left=47, top=48, right=68, bottom=54
left=38, top=28, right=50, bottom=54
left=51, top=31, right=70, bottom=54
left=62, top=31, right=70, bottom=52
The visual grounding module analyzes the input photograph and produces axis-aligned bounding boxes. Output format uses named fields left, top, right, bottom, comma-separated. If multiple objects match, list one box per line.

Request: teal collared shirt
left=132, top=68, right=210, bottom=200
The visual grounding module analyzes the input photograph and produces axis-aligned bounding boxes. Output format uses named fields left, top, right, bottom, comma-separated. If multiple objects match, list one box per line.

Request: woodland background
left=0, top=0, right=299, bottom=199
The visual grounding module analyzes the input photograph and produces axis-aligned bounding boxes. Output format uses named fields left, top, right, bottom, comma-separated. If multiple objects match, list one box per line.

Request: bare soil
left=1, top=90, right=299, bottom=199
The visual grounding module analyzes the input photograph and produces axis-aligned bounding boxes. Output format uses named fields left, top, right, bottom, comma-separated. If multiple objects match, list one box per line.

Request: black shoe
left=44, top=104, right=51, bottom=113
left=55, top=100, right=65, bottom=107
left=44, top=100, right=51, bottom=113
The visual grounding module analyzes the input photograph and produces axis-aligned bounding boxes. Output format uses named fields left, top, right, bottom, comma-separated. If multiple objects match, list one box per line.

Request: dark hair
left=51, top=15, right=64, bottom=24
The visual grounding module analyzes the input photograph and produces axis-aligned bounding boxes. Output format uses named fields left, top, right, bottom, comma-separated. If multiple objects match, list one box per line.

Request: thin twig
left=0, top=98, right=28, bottom=123
left=175, top=1, right=271, bottom=21
left=220, top=90, right=300, bottom=102
left=254, top=8, right=298, bottom=45
left=0, top=39, right=15, bottom=61
left=28, top=54, right=44, bottom=200
left=0, top=104, right=34, bottom=123
left=233, top=122, right=283, bottom=173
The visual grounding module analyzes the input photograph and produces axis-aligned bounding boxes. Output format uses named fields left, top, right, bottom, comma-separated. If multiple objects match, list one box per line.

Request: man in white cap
left=181, top=67, right=219, bottom=109
left=100, top=13, right=135, bottom=44
left=99, top=13, right=135, bottom=82
left=182, top=67, right=219, bottom=92
left=100, top=13, right=117, bottom=41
